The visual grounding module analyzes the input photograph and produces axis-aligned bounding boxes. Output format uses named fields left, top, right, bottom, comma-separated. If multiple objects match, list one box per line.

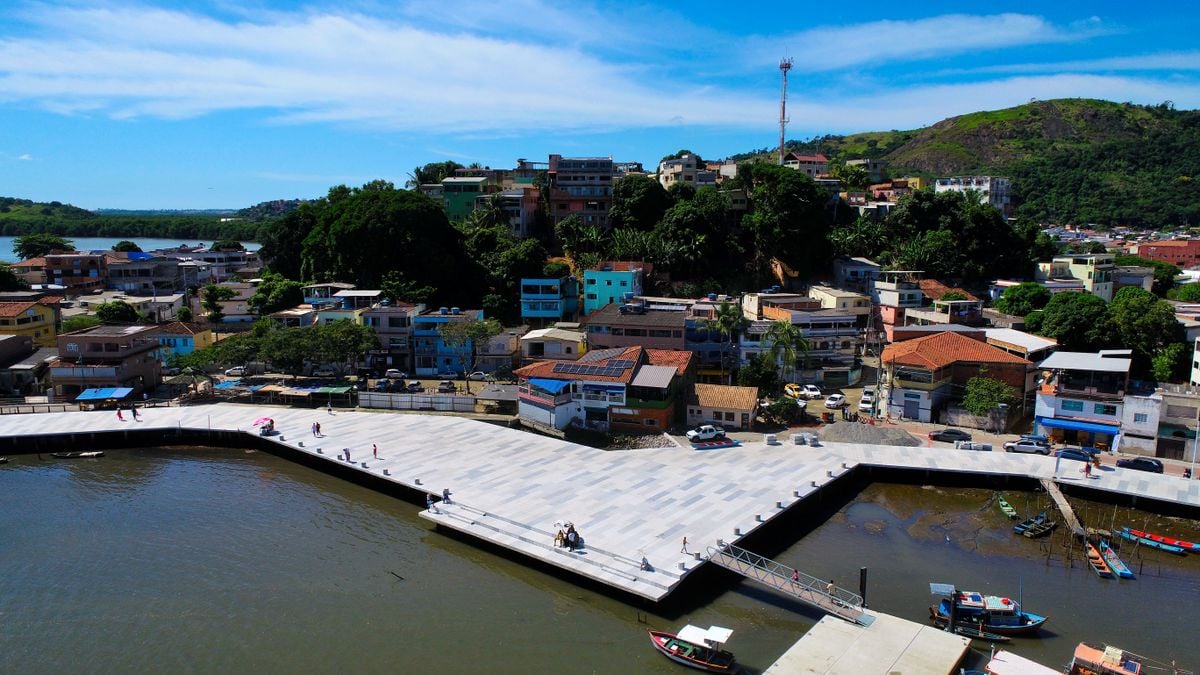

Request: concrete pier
left=764, top=613, right=970, bottom=674
left=1041, top=477, right=1087, bottom=537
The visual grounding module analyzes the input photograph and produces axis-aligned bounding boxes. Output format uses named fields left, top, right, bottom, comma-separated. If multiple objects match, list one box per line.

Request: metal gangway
left=706, top=542, right=871, bottom=625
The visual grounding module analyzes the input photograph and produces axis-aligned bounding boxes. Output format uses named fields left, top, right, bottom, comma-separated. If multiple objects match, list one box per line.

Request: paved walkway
left=2, top=403, right=1198, bottom=602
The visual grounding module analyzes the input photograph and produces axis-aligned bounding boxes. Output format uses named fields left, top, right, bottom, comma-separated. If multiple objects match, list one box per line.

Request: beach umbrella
left=252, top=417, right=273, bottom=426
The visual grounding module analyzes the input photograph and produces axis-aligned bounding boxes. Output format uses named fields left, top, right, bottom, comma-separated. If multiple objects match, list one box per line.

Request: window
left=586, top=293, right=597, bottom=300
left=724, top=411, right=735, bottom=421
left=606, top=280, right=612, bottom=286
left=1061, top=400, right=1084, bottom=412
left=586, top=279, right=596, bottom=285
left=1094, top=403, right=1117, bottom=416
left=1133, top=413, right=1148, bottom=424
left=620, top=280, right=627, bottom=287
left=643, top=419, right=658, bottom=427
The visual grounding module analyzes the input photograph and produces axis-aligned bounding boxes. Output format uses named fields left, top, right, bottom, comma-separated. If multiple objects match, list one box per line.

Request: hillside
left=743, top=99, right=1200, bottom=228
left=0, top=196, right=259, bottom=241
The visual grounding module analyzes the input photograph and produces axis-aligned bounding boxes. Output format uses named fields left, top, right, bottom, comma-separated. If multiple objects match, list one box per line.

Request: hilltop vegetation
left=741, top=99, right=1200, bottom=228
left=0, top=196, right=259, bottom=240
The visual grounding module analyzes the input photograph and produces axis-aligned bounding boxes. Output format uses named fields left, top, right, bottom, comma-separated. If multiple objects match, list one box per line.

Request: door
left=903, top=400, right=919, bottom=420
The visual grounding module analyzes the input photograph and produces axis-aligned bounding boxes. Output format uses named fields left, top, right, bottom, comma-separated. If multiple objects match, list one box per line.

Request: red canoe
left=1124, top=527, right=1200, bottom=552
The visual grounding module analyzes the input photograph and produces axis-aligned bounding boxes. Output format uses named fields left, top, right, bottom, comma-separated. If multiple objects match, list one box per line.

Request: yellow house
left=0, top=301, right=58, bottom=347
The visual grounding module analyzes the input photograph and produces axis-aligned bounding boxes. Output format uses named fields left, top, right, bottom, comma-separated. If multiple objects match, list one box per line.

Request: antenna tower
left=778, top=57, right=793, bottom=165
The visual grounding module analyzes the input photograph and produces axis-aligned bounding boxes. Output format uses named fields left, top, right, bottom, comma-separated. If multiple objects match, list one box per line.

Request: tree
left=405, top=161, right=463, bottom=188
left=996, top=282, right=1051, bottom=316
left=1171, top=283, right=1200, bottom=302
left=13, top=232, right=73, bottom=259
left=742, top=162, right=830, bottom=282
left=95, top=300, right=142, bottom=324
left=211, top=239, right=245, bottom=251
left=176, top=307, right=193, bottom=322
left=0, top=264, right=28, bottom=291
left=201, top=284, right=236, bottom=325
left=737, top=353, right=782, bottom=394
left=1152, top=342, right=1192, bottom=383
left=380, top=271, right=436, bottom=305
left=1108, top=287, right=1184, bottom=372
left=763, top=320, right=810, bottom=382
left=829, top=163, right=870, bottom=191
left=260, top=325, right=311, bottom=376
left=609, top=175, right=670, bottom=231
left=62, top=315, right=102, bottom=333
left=438, top=317, right=503, bottom=393
left=554, top=214, right=603, bottom=258
left=708, top=301, right=747, bottom=384
left=542, top=261, right=571, bottom=278
left=111, top=240, right=142, bottom=252
left=962, top=375, right=1018, bottom=416
left=765, top=396, right=804, bottom=425
left=313, top=319, right=378, bottom=373
left=1033, top=292, right=1112, bottom=352
left=248, top=271, right=304, bottom=316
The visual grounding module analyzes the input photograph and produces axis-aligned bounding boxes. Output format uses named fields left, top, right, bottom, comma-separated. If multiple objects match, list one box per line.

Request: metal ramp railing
left=706, top=542, right=870, bottom=625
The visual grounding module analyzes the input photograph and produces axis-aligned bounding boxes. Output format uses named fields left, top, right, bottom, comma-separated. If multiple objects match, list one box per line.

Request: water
left=0, top=237, right=260, bottom=263
left=1, top=450, right=1197, bottom=673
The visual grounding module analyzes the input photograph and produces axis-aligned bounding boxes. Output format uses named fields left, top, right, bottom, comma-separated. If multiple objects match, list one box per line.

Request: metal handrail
left=707, top=542, right=865, bottom=621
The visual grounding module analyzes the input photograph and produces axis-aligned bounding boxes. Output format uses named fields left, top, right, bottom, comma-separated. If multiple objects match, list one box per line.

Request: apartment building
left=51, top=324, right=163, bottom=398
left=934, top=176, right=1012, bottom=218
left=1035, top=254, right=1115, bottom=302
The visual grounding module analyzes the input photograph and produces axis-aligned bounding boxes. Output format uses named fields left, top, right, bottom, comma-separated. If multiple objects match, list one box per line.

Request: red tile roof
left=147, top=321, right=211, bottom=336
left=0, top=301, right=38, bottom=317
left=882, top=331, right=1030, bottom=371
left=646, top=348, right=694, bottom=375
left=515, top=345, right=643, bottom=383
left=11, top=257, right=45, bottom=268
left=919, top=279, right=978, bottom=302
left=693, top=383, right=759, bottom=410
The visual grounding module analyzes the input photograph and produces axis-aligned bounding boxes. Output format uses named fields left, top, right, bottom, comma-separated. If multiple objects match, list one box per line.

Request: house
left=982, top=328, right=1057, bottom=363
left=1131, top=239, right=1200, bottom=268
left=0, top=334, right=53, bottom=396
left=1035, top=254, right=1115, bottom=302
left=148, top=321, right=214, bottom=365
left=657, top=154, right=717, bottom=190
left=934, top=176, right=1012, bottom=218
left=74, top=291, right=184, bottom=324
left=905, top=280, right=983, bottom=327
left=740, top=311, right=861, bottom=387
left=0, top=299, right=60, bottom=347
left=10, top=257, right=47, bottom=286
left=362, top=301, right=423, bottom=374
left=170, top=246, right=258, bottom=283
left=192, top=282, right=256, bottom=324
left=989, top=278, right=1086, bottom=302
left=1112, top=266, right=1155, bottom=294
left=50, top=324, right=163, bottom=398
left=267, top=306, right=319, bottom=328
left=871, top=270, right=924, bottom=342
left=513, top=345, right=693, bottom=433
left=520, top=326, right=587, bottom=365
left=807, top=285, right=872, bottom=328
left=783, top=152, right=828, bottom=178
left=484, top=187, right=541, bottom=239
left=1033, top=350, right=1132, bottom=449
left=520, top=275, right=580, bottom=328
left=475, top=326, right=529, bottom=374
left=681, top=294, right=739, bottom=382
left=441, top=176, right=496, bottom=221
left=581, top=261, right=648, bottom=316
left=105, top=252, right=190, bottom=294
left=846, top=158, right=887, bottom=183
left=582, top=303, right=686, bottom=351
left=547, top=154, right=619, bottom=227
left=686, top=383, right=759, bottom=430
left=881, top=331, right=1031, bottom=423
left=303, top=282, right=356, bottom=307
left=44, top=251, right=108, bottom=294
left=412, top=306, right=485, bottom=376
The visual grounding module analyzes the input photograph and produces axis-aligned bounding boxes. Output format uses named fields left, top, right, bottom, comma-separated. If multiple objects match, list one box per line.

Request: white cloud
left=936, top=52, right=1200, bottom=77
left=17, top=153, right=32, bottom=160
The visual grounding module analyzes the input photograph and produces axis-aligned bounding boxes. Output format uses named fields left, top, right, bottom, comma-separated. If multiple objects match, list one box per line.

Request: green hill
left=741, top=99, right=1200, bottom=228
left=0, top=197, right=259, bottom=241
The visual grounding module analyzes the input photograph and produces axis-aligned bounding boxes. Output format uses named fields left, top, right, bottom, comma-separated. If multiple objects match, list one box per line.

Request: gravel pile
left=818, top=421, right=921, bottom=447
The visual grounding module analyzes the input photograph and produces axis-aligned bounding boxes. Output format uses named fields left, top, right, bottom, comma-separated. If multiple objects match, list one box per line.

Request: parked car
left=163, top=366, right=182, bottom=376
left=801, top=384, right=823, bottom=400
left=406, top=381, right=424, bottom=393
left=824, top=394, right=846, bottom=409
left=929, top=428, right=972, bottom=443
left=858, top=389, right=875, bottom=413
left=1116, top=457, right=1164, bottom=473
left=1004, top=440, right=1051, bottom=455
left=437, top=380, right=457, bottom=393
left=311, top=366, right=336, bottom=377
left=384, top=369, right=408, bottom=379
left=467, top=371, right=494, bottom=381
left=1056, top=448, right=1093, bottom=462
left=224, top=366, right=247, bottom=377
left=783, top=383, right=804, bottom=400
left=1019, top=434, right=1051, bottom=447
left=439, top=370, right=462, bottom=379
left=686, top=424, right=727, bottom=442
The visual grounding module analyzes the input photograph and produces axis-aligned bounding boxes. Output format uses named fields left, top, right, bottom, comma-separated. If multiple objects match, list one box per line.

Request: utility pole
left=778, top=58, right=793, bottom=166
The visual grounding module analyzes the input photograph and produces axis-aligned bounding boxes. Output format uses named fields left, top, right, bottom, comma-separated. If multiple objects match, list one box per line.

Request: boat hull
left=1117, top=528, right=1187, bottom=554
left=1100, top=541, right=1135, bottom=579
left=648, top=631, right=736, bottom=674
left=51, top=451, right=104, bottom=459
left=1086, top=543, right=1113, bottom=578
left=1123, top=526, right=1200, bottom=552
left=931, top=600, right=1047, bottom=636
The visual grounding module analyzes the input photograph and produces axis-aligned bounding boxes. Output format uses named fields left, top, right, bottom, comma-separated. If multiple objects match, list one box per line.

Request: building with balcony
left=871, top=270, right=924, bottom=341
left=740, top=309, right=862, bottom=388
left=45, top=252, right=108, bottom=294
left=0, top=300, right=59, bottom=348
left=934, top=176, right=1012, bottom=218
left=193, top=282, right=257, bottom=324
left=1035, top=254, right=1115, bottom=302
left=412, top=306, right=485, bottom=376
left=581, top=261, right=647, bottom=316
left=105, top=252, right=190, bottom=294
left=657, top=154, right=717, bottom=190
left=303, top=282, right=356, bottom=307
left=520, top=276, right=579, bottom=328
left=882, top=331, right=1031, bottom=423
left=1112, top=266, right=1155, bottom=294
left=1131, top=239, right=1200, bottom=268
left=51, top=324, right=163, bottom=398
left=442, top=176, right=496, bottom=221
left=547, top=155, right=618, bottom=227
left=173, top=246, right=258, bottom=283
left=679, top=294, right=739, bottom=382
left=846, top=158, right=887, bottom=183
left=1120, top=384, right=1200, bottom=462
left=362, top=301, right=423, bottom=374
left=686, top=383, right=759, bottom=431
left=476, top=326, right=529, bottom=374
left=807, top=285, right=872, bottom=327
left=11, top=257, right=47, bottom=286
left=0, top=334, right=54, bottom=397
left=482, top=187, right=541, bottom=239
left=520, top=326, right=587, bottom=365
left=513, top=345, right=693, bottom=433
left=1033, top=350, right=1132, bottom=449
left=782, top=152, right=828, bottom=178
left=148, top=321, right=214, bottom=365
left=583, top=303, right=686, bottom=351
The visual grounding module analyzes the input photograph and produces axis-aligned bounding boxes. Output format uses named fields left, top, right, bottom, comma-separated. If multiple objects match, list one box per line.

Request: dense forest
left=736, top=99, right=1200, bottom=228
left=0, top=197, right=265, bottom=241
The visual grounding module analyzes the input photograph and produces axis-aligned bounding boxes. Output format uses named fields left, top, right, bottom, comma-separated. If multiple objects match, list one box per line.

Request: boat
left=996, top=495, right=1018, bottom=520
left=1023, top=520, right=1058, bottom=539
left=930, top=591, right=1047, bottom=635
left=1117, top=527, right=1187, bottom=555
left=1067, top=641, right=1194, bottom=675
left=51, top=451, right=104, bottom=459
left=1013, top=512, right=1046, bottom=535
left=1099, top=540, right=1135, bottom=579
left=0, top=457, right=8, bottom=464
left=1086, top=542, right=1113, bottom=578
left=1121, top=526, right=1200, bottom=553
left=648, top=625, right=736, bottom=673
left=924, top=610, right=1011, bottom=643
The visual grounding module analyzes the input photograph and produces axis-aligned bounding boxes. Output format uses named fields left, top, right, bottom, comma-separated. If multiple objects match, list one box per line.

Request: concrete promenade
left=2, top=404, right=1198, bottom=604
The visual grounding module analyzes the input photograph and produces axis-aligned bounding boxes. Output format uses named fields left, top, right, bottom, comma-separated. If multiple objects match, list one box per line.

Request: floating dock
left=763, top=613, right=970, bottom=674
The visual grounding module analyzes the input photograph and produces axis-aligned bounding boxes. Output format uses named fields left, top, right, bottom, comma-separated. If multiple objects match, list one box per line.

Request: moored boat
left=1117, top=527, right=1188, bottom=555
left=51, top=451, right=104, bottom=459
left=1067, top=641, right=1193, bottom=675
left=1023, top=520, right=1057, bottom=539
left=0, top=457, right=8, bottom=464
left=1100, top=540, right=1135, bottom=579
left=924, top=609, right=1011, bottom=643
left=929, top=591, right=1047, bottom=635
left=1013, top=512, right=1046, bottom=535
left=997, top=495, right=1018, bottom=519
left=648, top=625, right=736, bottom=673
left=1086, top=542, right=1113, bottom=578
left=1122, top=526, right=1200, bottom=553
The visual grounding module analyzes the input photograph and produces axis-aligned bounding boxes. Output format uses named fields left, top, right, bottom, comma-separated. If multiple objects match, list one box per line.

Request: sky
left=1, top=1, right=1198, bottom=210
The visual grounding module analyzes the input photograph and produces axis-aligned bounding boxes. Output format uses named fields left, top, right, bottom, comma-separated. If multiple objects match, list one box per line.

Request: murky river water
left=2, top=448, right=1196, bottom=673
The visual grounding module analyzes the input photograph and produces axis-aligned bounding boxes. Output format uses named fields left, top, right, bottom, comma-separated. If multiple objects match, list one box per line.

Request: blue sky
left=1, top=1, right=1198, bottom=209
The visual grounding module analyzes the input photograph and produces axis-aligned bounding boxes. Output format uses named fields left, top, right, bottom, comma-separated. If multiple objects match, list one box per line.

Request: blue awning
left=1036, top=416, right=1119, bottom=435
left=528, top=378, right=571, bottom=394
left=75, top=387, right=134, bottom=401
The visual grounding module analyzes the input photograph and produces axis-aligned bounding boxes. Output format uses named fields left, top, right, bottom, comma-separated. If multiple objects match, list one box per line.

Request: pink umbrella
left=252, top=417, right=273, bottom=426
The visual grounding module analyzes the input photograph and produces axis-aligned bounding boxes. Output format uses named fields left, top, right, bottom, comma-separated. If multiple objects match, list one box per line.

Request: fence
left=358, top=391, right=476, bottom=413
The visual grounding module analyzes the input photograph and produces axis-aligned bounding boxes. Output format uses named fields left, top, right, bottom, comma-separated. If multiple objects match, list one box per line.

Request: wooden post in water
left=859, top=567, right=868, bottom=608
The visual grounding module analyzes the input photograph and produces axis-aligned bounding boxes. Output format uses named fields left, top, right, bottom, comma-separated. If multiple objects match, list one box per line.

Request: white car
left=467, top=371, right=494, bottom=381
left=686, top=424, right=727, bottom=442
left=224, top=366, right=247, bottom=377
left=384, top=369, right=408, bottom=379
left=824, top=394, right=847, bottom=409
left=801, top=384, right=823, bottom=400
left=311, top=366, right=336, bottom=377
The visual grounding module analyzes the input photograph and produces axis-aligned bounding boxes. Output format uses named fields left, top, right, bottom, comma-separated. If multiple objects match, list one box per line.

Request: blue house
left=413, top=306, right=485, bottom=376
left=581, top=262, right=647, bottom=316
left=147, top=321, right=214, bottom=365
left=520, top=275, right=579, bottom=328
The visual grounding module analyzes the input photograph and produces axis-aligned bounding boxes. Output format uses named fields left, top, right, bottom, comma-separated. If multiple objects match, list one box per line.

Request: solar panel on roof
left=608, top=359, right=633, bottom=369
left=553, top=362, right=570, bottom=373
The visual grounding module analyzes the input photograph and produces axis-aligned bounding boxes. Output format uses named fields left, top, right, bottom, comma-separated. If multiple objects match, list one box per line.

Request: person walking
left=131, top=407, right=140, bottom=421
left=426, top=493, right=438, bottom=514
left=315, top=422, right=322, bottom=437
left=442, top=488, right=452, bottom=505
left=311, top=422, right=318, bottom=437
left=344, top=447, right=351, bottom=461
left=327, top=402, right=333, bottom=414
left=791, top=569, right=800, bottom=589
left=680, top=537, right=689, bottom=554
left=372, top=443, right=378, bottom=459
left=116, top=408, right=125, bottom=422
left=1084, top=461, right=1092, bottom=479
left=826, top=579, right=836, bottom=597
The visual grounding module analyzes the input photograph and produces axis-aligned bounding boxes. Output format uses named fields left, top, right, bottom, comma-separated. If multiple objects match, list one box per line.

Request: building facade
left=934, top=176, right=1012, bottom=218
left=51, top=324, right=163, bottom=398
left=520, top=275, right=579, bottom=328
left=581, top=262, right=646, bottom=316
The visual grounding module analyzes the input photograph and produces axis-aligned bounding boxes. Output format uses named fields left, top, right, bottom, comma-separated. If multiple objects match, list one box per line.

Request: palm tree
left=764, top=319, right=810, bottom=384
left=708, top=301, right=748, bottom=384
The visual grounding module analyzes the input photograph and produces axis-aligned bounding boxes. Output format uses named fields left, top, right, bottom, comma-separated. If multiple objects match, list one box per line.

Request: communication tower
left=778, top=57, right=793, bottom=165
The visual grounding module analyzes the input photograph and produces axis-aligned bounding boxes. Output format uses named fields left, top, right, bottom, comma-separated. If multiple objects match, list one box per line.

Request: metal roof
left=1037, top=351, right=1131, bottom=373
left=630, top=365, right=676, bottom=389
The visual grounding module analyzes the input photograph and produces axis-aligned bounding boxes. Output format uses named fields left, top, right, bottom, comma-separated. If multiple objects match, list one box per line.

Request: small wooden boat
left=930, top=591, right=1047, bottom=635
left=1013, top=512, right=1046, bottom=535
left=649, top=625, right=736, bottom=673
left=1099, top=540, right=1135, bottom=579
left=0, top=457, right=8, bottom=464
left=1023, top=520, right=1058, bottom=539
left=997, top=495, right=1019, bottom=519
left=1122, top=526, right=1200, bottom=553
left=1118, top=527, right=1188, bottom=555
left=1086, top=542, right=1113, bottom=578
left=51, top=451, right=105, bottom=459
